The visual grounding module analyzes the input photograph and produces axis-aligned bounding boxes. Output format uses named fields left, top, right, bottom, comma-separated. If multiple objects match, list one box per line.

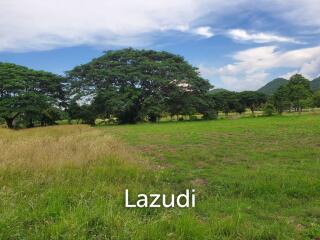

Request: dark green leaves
left=0, top=62, right=67, bottom=128
left=67, top=48, right=213, bottom=123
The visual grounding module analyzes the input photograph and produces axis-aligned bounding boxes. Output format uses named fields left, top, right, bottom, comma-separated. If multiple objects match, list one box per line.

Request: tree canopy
left=67, top=48, right=213, bottom=123
left=271, top=74, right=313, bottom=113
left=1, top=50, right=319, bottom=128
left=238, top=91, right=267, bottom=115
left=212, top=90, right=266, bottom=116
left=0, top=63, right=67, bottom=128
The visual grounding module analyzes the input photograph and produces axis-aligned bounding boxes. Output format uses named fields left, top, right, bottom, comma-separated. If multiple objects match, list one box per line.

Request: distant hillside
left=311, top=77, right=320, bottom=92
left=258, top=77, right=320, bottom=95
left=257, top=78, right=288, bottom=95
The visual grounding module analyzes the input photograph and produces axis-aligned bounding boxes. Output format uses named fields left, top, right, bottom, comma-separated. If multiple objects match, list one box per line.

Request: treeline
left=271, top=75, right=320, bottom=114
left=212, top=74, right=320, bottom=116
left=1, top=48, right=320, bottom=128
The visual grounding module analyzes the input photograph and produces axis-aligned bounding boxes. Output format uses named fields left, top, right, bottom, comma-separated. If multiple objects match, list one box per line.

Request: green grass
left=1, top=115, right=320, bottom=239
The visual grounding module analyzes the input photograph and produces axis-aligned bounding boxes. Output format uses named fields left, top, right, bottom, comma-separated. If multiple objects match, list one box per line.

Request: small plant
left=189, top=115, right=198, bottom=121
left=202, top=110, right=218, bottom=120
left=263, top=103, right=275, bottom=116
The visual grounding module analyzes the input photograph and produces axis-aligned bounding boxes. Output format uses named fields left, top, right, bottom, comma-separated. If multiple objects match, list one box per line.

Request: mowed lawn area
left=1, top=115, right=320, bottom=239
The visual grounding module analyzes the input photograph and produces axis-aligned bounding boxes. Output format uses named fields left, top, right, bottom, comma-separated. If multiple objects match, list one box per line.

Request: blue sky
left=0, top=0, right=319, bottom=91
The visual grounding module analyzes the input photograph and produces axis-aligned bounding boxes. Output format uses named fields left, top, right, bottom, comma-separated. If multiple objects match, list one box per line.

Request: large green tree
left=313, top=91, right=320, bottom=108
left=0, top=63, right=67, bottom=128
left=238, top=91, right=267, bottom=115
left=271, top=85, right=290, bottom=114
left=212, top=90, right=239, bottom=116
left=286, top=74, right=312, bottom=112
left=67, top=48, right=213, bottom=123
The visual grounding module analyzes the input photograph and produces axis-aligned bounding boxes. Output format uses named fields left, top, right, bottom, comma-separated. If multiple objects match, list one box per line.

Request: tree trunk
left=27, top=118, right=34, bottom=128
left=4, top=113, right=20, bottom=129
left=5, top=118, right=14, bottom=129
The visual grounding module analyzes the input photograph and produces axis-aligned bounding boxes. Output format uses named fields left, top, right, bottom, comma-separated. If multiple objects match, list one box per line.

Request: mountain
left=311, top=77, right=320, bottom=92
left=257, top=78, right=288, bottom=95
left=210, top=88, right=230, bottom=94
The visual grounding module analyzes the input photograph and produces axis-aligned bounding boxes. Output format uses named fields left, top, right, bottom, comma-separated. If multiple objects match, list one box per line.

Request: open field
left=158, top=108, right=320, bottom=121
left=1, top=115, right=320, bottom=239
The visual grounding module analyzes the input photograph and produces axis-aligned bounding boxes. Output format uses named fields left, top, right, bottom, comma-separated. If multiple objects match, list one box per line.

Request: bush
left=263, top=104, right=275, bottom=116
left=189, top=115, right=198, bottom=121
left=202, top=110, right=218, bottom=120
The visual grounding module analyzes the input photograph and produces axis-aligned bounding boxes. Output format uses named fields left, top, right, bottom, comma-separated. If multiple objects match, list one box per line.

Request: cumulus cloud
left=200, top=45, right=320, bottom=91
left=2, top=0, right=319, bottom=52
left=1, top=0, right=320, bottom=93
left=299, top=57, right=320, bottom=79
left=192, top=27, right=214, bottom=38
left=227, top=29, right=299, bottom=44
left=0, top=0, right=240, bottom=52
left=162, top=25, right=214, bottom=38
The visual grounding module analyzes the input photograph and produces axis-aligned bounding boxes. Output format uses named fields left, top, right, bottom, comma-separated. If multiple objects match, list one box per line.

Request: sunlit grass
left=1, top=115, right=320, bottom=239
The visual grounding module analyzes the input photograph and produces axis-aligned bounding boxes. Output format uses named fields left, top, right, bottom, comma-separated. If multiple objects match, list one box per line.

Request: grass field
left=1, top=115, right=320, bottom=239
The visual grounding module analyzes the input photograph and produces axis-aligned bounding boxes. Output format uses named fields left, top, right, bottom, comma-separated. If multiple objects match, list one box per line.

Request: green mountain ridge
left=257, top=78, right=288, bottom=95
left=258, top=77, right=320, bottom=95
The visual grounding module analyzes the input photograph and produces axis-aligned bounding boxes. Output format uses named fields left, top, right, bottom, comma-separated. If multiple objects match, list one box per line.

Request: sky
left=0, top=0, right=320, bottom=91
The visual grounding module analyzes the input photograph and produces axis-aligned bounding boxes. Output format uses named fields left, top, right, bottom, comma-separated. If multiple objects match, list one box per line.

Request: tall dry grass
left=0, top=125, right=143, bottom=169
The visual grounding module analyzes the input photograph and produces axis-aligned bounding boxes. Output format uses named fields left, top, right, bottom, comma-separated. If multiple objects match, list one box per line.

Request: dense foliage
left=211, top=90, right=267, bottom=115
left=0, top=63, right=67, bottom=128
left=67, top=48, right=214, bottom=123
left=1, top=50, right=319, bottom=128
left=271, top=74, right=314, bottom=114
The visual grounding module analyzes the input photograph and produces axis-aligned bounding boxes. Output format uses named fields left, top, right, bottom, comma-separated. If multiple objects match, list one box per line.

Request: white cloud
left=161, top=25, right=214, bottom=38
left=1, top=0, right=320, bottom=94
left=200, top=45, right=320, bottom=91
left=192, top=26, right=214, bottom=38
left=4, top=0, right=320, bottom=52
left=227, top=29, right=299, bottom=43
left=0, top=0, right=241, bottom=52
left=299, top=57, right=320, bottom=79
left=221, top=72, right=268, bottom=91
left=280, top=71, right=298, bottom=80
left=198, top=64, right=216, bottom=79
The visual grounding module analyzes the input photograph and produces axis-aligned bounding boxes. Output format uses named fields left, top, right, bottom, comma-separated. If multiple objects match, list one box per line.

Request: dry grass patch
left=0, top=125, right=145, bottom=169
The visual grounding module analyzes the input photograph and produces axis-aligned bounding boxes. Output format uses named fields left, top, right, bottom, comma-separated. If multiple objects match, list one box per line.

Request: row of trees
left=212, top=90, right=267, bottom=116
left=211, top=74, right=320, bottom=116
left=66, top=49, right=275, bottom=124
left=271, top=74, right=320, bottom=114
left=1, top=49, right=319, bottom=128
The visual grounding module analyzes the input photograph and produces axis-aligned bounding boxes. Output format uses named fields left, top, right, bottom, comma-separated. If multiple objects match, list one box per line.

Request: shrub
left=263, top=104, right=275, bottom=116
left=202, top=110, right=218, bottom=120
left=189, top=115, right=198, bottom=121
